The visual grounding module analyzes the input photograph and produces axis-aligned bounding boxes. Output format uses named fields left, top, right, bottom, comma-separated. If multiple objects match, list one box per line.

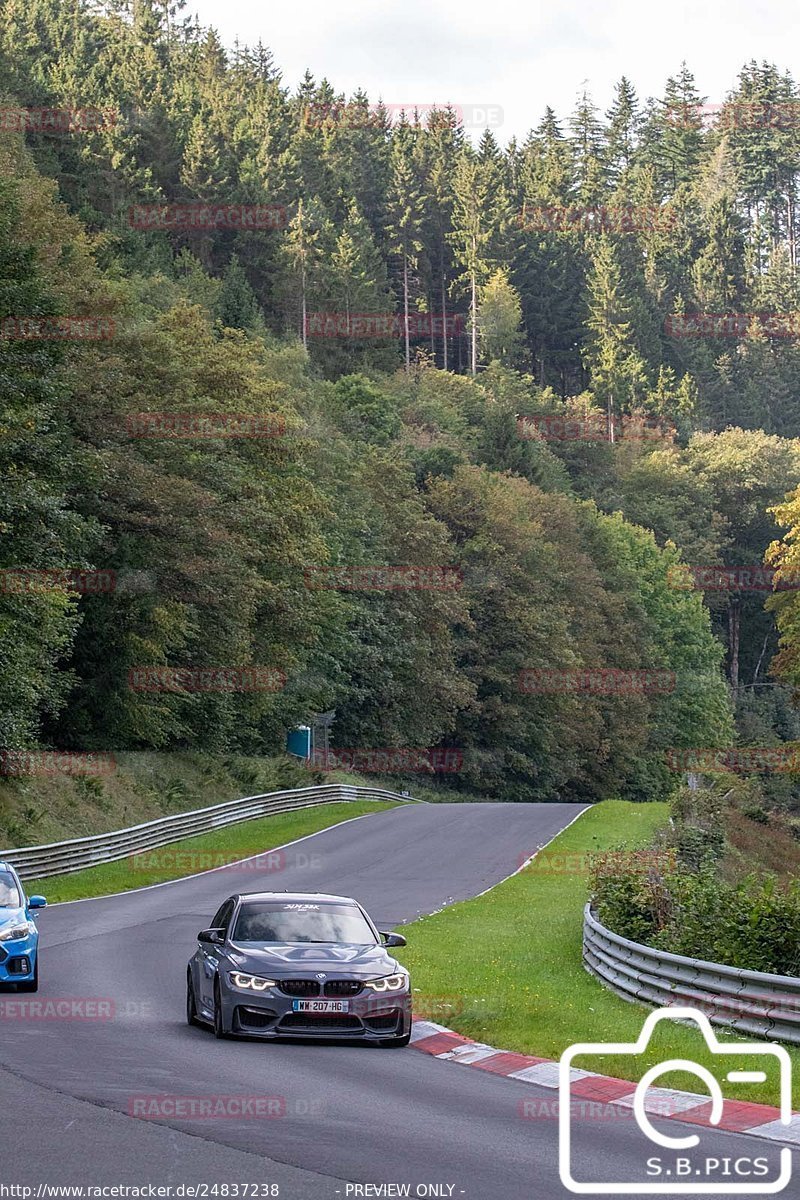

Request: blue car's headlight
left=0, top=923, right=34, bottom=942
left=228, top=972, right=277, bottom=991
left=364, top=973, right=407, bottom=992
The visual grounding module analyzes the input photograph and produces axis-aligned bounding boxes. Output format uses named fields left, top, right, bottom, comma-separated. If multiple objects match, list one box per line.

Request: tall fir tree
left=386, top=126, right=425, bottom=372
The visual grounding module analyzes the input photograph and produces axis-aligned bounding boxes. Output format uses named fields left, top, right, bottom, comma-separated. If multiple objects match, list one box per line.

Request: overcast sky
left=185, top=0, right=799, bottom=143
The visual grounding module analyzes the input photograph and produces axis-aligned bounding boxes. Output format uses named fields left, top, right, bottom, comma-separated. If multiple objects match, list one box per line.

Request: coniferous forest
left=5, top=2, right=800, bottom=806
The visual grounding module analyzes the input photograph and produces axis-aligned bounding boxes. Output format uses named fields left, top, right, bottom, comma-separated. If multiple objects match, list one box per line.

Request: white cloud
left=187, top=0, right=800, bottom=140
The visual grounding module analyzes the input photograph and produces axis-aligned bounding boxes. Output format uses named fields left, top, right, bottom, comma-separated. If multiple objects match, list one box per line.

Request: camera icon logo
left=559, top=1006, right=793, bottom=1194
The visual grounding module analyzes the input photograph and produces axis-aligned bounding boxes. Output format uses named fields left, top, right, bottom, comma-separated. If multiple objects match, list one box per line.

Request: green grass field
left=28, top=799, right=400, bottom=902
left=401, top=799, right=800, bottom=1109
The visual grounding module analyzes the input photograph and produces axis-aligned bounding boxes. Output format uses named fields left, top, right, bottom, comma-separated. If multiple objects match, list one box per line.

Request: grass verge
left=401, top=799, right=800, bottom=1109
left=27, top=799, right=399, bottom=902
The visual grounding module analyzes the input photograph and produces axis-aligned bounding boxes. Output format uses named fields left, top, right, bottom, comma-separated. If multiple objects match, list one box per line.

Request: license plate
left=292, top=999, right=349, bottom=1013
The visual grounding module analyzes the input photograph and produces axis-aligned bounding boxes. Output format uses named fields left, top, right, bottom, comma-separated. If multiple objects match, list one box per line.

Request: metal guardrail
left=584, top=903, right=800, bottom=1045
left=1, top=784, right=413, bottom=881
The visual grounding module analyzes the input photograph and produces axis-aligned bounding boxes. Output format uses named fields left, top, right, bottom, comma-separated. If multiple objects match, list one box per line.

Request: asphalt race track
left=1, top=802, right=795, bottom=1199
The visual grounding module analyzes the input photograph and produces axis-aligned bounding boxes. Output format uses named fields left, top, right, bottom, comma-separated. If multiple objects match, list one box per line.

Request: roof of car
left=236, top=891, right=357, bottom=904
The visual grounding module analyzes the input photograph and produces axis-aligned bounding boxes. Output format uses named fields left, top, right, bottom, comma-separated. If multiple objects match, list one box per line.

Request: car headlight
left=228, top=972, right=277, bottom=991
left=364, top=973, right=408, bottom=992
left=0, top=923, right=33, bottom=942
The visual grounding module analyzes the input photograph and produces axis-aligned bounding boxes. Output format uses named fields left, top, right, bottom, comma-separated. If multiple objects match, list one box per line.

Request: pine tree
left=477, top=268, right=526, bottom=366
left=605, top=77, right=641, bottom=191
left=532, top=107, right=574, bottom=203
left=721, top=61, right=800, bottom=268
left=690, top=195, right=745, bottom=310
left=450, top=148, right=513, bottom=374
left=641, top=64, right=706, bottom=193
left=583, top=236, right=650, bottom=436
left=217, top=254, right=263, bottom=331
left=570, top=88, right=605, bottom=203
left=386, top=127, right=425, bottom=372
left=420, top=108, right=462, bottom=370
left=282, top=196, right=329, bottom=347
left=328, top=200, right=391, bottom=317
left=322, top=87, right=392, bottom=246
left=180, top=112, right=230, bottom=195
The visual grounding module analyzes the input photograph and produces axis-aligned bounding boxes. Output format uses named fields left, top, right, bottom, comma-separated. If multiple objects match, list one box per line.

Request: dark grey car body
left=186, top=891, right=411, bottom=1045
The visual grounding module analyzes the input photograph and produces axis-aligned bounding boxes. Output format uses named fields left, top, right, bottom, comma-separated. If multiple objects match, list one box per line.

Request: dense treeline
left=0, top=131, right=734, bottom=802
left=4, top=2, right=800, bottom=806
left=5, top=8, right=800, bottom=429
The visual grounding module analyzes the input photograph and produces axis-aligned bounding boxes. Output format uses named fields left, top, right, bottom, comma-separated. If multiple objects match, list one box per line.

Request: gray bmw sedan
left=187, top=891, right=411, bottom=1046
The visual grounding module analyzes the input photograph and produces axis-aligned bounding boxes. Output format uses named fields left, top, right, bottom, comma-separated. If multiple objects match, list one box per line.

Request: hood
left=225, top=942, right=402, bottom=978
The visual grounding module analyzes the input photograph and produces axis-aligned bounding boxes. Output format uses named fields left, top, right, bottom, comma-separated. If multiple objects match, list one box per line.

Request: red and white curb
left=410, top=1019, right=800, bottom=1147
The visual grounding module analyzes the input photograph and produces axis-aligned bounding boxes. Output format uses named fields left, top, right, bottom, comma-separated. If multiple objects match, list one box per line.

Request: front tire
left=17, top=954, right=38, bottom=993
left=186, top=968, right=199, bottom=1026
left=213, top=978, right=230, bottom=1039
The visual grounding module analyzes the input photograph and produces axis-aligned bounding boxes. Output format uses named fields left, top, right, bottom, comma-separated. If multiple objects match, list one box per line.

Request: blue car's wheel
left=17, top=953, right=38, bottom=993
left=213, top=977, right=229, bottom=1039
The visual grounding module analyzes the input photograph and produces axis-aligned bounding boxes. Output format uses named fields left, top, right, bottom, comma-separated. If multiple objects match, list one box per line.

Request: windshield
left=232, top=901, right=378, bottom=945
left=0, top=871, right=21, bottom=909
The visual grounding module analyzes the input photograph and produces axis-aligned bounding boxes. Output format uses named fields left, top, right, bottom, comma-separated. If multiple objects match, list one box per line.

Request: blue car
left=0, top=861, right=46, bottom=992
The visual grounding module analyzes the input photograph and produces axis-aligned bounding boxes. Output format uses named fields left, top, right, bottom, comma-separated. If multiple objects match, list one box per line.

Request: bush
left=742, top=803, right=770, bottom=825
left=590, top=778, right=800, bottom=976
left=673, top=823, right=726, bottom=870
left=590, top=849, right=674, bottom=943
left=591, top=853, right=800, bottom=976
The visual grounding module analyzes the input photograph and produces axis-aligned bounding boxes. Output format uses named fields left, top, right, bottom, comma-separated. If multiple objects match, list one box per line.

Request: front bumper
left=220, top=980, right=412, bottom=1040
left=0, top=934, right=36, bottom=985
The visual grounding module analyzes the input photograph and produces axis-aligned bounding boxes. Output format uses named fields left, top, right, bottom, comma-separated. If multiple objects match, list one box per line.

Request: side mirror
left=198, top=927, right=225, bottom=945
left=28, top=896, right=47, bottom=909
left=381, top=931, right=406, bottom=948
